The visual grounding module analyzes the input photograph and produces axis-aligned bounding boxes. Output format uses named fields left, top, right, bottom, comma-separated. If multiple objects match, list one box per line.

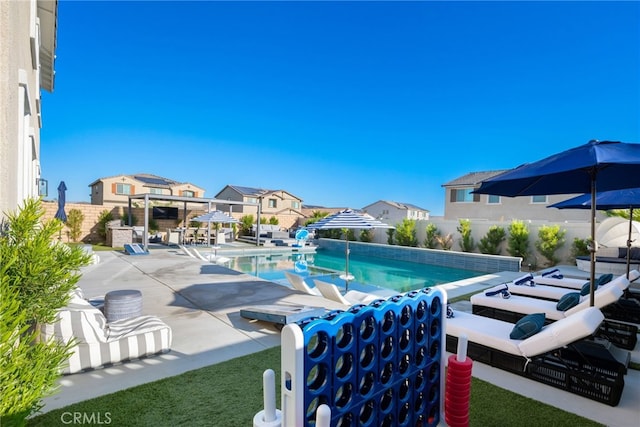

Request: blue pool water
left=227, top=250, right=484, bottom=293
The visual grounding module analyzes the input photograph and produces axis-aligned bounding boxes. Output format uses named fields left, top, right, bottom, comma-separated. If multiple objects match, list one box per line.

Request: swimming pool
left=227, top=250, right=484, bottom=293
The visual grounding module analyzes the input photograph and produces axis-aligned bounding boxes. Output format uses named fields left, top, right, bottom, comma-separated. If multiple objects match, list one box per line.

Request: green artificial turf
left=28, top=346, right=603, bottom=427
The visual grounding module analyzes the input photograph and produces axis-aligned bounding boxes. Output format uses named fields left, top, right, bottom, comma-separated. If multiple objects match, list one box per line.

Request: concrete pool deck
left=38, top=245, right=639, bottom=426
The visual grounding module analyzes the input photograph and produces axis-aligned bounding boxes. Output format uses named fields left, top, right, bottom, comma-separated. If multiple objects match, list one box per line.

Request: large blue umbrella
left=473, top=140, right=640, bottom=306
left=306, top=209, right=393, bottom=290
left=549, top=188, right=640, bottom=278
left=54, top=181, right=67, bottom=223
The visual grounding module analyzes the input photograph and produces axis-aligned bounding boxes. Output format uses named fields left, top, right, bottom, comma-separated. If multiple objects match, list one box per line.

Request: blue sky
left=41, top=1, right=639, bottom=216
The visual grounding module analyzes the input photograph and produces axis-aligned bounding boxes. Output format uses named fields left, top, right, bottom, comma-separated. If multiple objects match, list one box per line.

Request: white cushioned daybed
left=41, top=290, right=172, bottom=374
left=445, top=307, right=625, bottom=406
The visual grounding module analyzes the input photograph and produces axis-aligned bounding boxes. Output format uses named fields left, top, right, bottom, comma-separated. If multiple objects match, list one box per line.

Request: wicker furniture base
left=446, top=335, right=625, bottom=406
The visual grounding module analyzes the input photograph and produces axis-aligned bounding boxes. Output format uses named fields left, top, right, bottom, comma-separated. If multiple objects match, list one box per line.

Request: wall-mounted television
left=152, top=206, right=179, bottom=220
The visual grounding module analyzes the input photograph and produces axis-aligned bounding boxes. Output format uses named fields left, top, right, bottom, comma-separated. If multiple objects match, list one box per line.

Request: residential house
left=0, top=0, right=57, bottom=217
left=442, top=170, right=598, bottom=222
left=89, top=173, right=206, bottom=206
left=214, top=185, right=304, bottom=228
left=362, top=200, right=430, bottom=224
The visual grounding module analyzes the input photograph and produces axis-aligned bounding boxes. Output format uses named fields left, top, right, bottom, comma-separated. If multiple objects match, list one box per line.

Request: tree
left=394, top=219, right=418, bottom=247
left=66, top=208, right=85, bottom=242
left=457, top=219, right=475, bottom=252
left=507, top=220, right=529, bottom=259
left=535, top=224, right=566, bottom=266
left=478, top=225, right=506, bottom=255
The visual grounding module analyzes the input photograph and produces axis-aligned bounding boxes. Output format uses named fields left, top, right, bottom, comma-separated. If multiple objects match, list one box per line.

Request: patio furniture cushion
left=556, top=292, right=581, bottom=311
left=580, top=281, right=594, bottom=296
left=509, top=312, right=545, bottom=339
left=41, top=289, right=172, bottom=374
left=445, top=306, right=604, bottom=358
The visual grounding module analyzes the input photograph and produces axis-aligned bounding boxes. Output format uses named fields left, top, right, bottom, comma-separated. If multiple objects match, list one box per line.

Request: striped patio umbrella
left=191, top=210, right=239, bottom=247
left=307, top=209, right=394, bottom=289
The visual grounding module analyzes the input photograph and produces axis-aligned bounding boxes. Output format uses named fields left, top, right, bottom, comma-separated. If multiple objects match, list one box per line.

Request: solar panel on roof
left=134, top=176, right=172, bottom=186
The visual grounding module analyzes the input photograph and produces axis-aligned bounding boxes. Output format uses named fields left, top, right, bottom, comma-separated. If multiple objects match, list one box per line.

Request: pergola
left=127, top=194, right=261, bottom=250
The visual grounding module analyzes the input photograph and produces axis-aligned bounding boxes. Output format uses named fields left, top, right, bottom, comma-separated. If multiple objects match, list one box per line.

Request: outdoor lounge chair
left=470, top=283, right=637, bottom=351
left=312, top=279, right=386, bottom=306
left=284, top=271, right=321, bottom=296
left=41, top=289, right=172, bottom=374
left=494, top=270, right=638, bottom=301
left=445, top=307, right=625, bottom=406
left=531, top=269, right=615, bottom=290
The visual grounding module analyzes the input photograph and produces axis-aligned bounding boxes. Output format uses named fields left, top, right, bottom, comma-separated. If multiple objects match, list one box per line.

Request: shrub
left=395, top=219, right=418, bottom=247
left=121, top=212, right=137, bottom=226
left=344, top=228, right=356, bottom=241
left=96, top=210, right=114, bottom=240
left=457, top=219, right=475, bottom=252
left=386, top=228, right=395, bottom=245
left=436, top=233, right=453, bottom=250
left=507, top=220, right=530, bottom=259
left=360, top=229, right=374, bottom=242
left=66, top=208, right=84, bottom=242
left=535, top=224, right=566, bottom=266
left=268, top=216, right=279, bottom=225
left=328, top=229, right=343, bottom=239
left=0, top=261, right=74, bottom=425
left=424, top=223, right=440, bottom=249
left=0, top=198, right=91, bottom=424
left=239, top=215, right=254, bottom=236
left=148, top=218, right=159, bottom=233
left=571, top=237, right=590, bottom=261
left=478, top=225, right=506, bottom=255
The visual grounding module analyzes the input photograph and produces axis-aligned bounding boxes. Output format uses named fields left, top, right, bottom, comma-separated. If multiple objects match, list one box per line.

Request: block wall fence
left=39, top=201, right=302, bottom=244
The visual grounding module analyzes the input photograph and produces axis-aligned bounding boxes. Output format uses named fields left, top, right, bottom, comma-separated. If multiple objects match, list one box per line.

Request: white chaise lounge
left=41, top=290, right=172, bottom=374
left=312, top=279, right=386, bottom=306
left=445, top=307, right=625, bottom=406
left=284, top=271, right=321, bottom=296
left=471, top=281, right=638, bottom=350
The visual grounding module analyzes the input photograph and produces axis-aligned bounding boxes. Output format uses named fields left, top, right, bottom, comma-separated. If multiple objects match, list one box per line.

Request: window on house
left=116, top=183, right=132, bottom=195
left=487, top=195, right=500, bottom=204
left=183, top=190, right=195, bottom=197
left=291, top=201, right=300, bottom=209
left=247, top=197, right=257, bottom=203
left=150, top=187, right=163, bottom=195
left=531, top=195, right=547, bottom=203
left=451, top=188, right=479, bottom=202
left=268, top=199, right=277, bottom=208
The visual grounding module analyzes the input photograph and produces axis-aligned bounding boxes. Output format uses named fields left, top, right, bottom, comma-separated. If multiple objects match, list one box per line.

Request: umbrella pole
left=627, top=208, right=634, bottom=280
left=345, top=238, right=350, bottom=292
left=589, top=180, right=597, bottom=307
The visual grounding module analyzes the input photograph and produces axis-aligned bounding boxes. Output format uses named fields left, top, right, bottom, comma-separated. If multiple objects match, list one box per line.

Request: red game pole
left=445, top=335, right=473, bottom=427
